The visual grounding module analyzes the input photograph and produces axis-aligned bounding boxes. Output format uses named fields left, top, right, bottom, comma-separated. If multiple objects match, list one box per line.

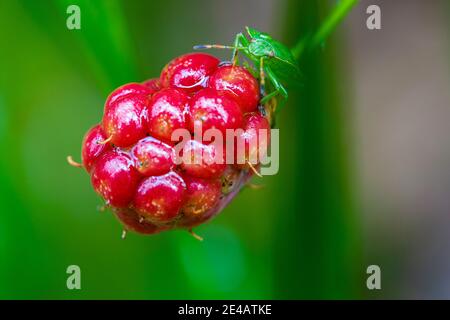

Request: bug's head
left=245, top=26, right=271, bottom=41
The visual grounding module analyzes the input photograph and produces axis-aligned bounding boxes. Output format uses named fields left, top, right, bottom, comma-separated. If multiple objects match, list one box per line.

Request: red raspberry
left=208, top=64, right=260, bottom=113
left=91, top=150, right=140, bottom=207
left=189, top=88, right=243, bottom=136
left=130, top=137, right=175, bottom=176
left=114, top=208, right=163, bottom=235
left=235, top=112, right=271, bottom=167
left=141, top=78, right=161, bottom=92
left=69, top=52, right=272, bottom=239
left=105, top=83, right=153, bottom=107
left=147, top=88, right=188, bottom=144
left=133, top=171, right=186, bottom=223
left=160, top=53, right=219, bottom=94
left=81, top=124, right=111, bottom=172
left=102, top=94, right=149, bottom=148
left=182, top=176, right=221, bottom=218
left=180, top=139, right=226, bottom=179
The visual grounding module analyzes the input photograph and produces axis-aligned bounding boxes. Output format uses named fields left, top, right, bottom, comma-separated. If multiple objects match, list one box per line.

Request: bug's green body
left=194, top=26, right=302, bottom=107
left=241, top=27, right=302, bottom=90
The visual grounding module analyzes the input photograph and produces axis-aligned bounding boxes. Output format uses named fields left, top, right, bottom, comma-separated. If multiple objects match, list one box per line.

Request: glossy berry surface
left=102, top=94, right=149, bottom=148
left=147, top=88, right=188, bottom=144
left=180, top=139, right=226, bottom=179
left=182, top=176, right=221, bottom=218
left=91, top=150, right=140, bottom=207
left=208, top=64, right=260, bottom=113
left=72, top=51, right=270, bottom=237
left=141, top=78, right=161, bottom=92
left=189, top=88, right=243, bottom=135
left=131, top=137, right=175, bottom=176
left=81, top=124, right=110, bottom=172
left=105, top=83, right=153, bottom=107
left=160, top=53, right=219, bottom=94
left=114, top=208, right=162, bottom=235
left=133, top=171, right=186, bottom=223
left=236, top=112, right=271, bottom=166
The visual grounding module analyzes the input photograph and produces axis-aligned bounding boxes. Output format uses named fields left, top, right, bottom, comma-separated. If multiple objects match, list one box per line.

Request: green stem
left=274, top=0, right=362, bottom=299
left=292, top=0, right=359, bottom=60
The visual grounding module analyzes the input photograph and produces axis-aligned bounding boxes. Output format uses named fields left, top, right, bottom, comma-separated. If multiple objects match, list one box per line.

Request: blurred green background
left=0, top=0, right=449, bottom=299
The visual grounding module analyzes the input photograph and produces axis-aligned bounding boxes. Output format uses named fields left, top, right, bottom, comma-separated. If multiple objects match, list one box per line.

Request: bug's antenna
left=193, top=44, right=245, bottom=50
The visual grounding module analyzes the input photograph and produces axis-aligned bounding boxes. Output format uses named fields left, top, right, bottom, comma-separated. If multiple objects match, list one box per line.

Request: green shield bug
left=194, top=26, right=302, bottom=108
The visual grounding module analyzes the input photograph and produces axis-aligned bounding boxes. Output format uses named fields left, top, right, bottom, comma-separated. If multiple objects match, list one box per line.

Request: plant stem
left=273, top=0, right=362, bottom=299
left=292, top=0, right=359, bottom=60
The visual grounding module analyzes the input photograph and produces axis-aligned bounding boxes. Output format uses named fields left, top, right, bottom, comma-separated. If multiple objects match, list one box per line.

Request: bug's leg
left=260, top=66, right=288, bottom=106
left=231, top=33, right=249, bottom=65
left=259, top=57, right=266, bottom=96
